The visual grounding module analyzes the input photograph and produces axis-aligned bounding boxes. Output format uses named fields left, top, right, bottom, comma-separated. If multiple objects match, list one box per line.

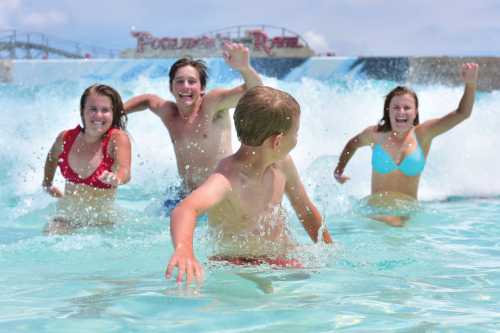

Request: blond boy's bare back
left=206, top=156, right=296, bottom=258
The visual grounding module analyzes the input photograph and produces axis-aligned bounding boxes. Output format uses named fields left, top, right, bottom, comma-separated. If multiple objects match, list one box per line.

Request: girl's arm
left=334, top=126, right=375, bottom=184
left=42, top=132, right=65, bottom=198
left=418, top=63, right=479, bottom=142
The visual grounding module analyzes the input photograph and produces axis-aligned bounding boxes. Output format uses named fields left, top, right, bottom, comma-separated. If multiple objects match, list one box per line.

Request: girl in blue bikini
left=333, top=63, right=479, bottom=226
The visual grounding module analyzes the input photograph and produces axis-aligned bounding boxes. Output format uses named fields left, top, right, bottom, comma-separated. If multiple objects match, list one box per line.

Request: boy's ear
left=270, top=133, right=283, bottom=149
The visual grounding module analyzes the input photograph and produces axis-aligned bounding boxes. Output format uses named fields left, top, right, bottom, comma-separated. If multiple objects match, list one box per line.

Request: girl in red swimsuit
left=42, top=84, right=131, bottom=234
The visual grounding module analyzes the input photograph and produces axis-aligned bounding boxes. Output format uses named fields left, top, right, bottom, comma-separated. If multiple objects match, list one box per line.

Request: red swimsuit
left=210, top=255, right=303, bottom=268
left=58, top=125, right=116, bottom=189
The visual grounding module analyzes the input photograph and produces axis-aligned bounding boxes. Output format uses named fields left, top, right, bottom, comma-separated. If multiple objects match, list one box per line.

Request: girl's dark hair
left=377, top=86, right=419, bottom=132
left=80, top=84, right=127, bottom=132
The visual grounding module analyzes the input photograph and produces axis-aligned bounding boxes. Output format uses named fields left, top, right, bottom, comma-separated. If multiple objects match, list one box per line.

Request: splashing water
left=1, top=58, right=499, bottom=332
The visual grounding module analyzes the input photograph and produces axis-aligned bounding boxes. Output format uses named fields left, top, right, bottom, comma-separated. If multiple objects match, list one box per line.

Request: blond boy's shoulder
left=276, top=155, right=294, bottom=171
left=213, top=155, right=238, bottom=177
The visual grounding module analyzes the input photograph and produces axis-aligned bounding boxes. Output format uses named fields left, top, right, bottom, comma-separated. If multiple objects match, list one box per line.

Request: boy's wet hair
left=169, top=57, right=208, bottom=90
left=80, top=84, right=127, bottom=132
left=378, top=86, right=419, bottom=132
left=234, top=86, right=300, bottom=146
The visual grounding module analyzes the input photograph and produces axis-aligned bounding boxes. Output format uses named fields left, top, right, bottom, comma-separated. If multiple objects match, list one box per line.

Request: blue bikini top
left=371, top=132, right=426, bottom=177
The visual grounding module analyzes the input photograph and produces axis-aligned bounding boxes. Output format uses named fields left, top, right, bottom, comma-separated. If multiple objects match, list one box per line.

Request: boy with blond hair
left=165, top=86, right=333, bottom=285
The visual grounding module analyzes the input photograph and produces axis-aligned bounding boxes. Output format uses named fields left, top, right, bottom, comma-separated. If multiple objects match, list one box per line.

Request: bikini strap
left=100, top=127, right=118, bottom=158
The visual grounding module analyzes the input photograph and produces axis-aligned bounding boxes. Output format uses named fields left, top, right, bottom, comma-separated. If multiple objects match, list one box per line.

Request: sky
left=1, top=0, right=500, bottom=56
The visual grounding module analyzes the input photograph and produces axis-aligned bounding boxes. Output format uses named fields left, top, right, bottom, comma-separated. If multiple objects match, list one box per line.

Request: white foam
left=2, top=60, right=499, bottom=205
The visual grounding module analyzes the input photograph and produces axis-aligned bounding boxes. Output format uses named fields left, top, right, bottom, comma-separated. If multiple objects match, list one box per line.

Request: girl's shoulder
left=109, top=128, right=129, bottom=139
left=107, top=129, right=131, bottom=151
left=359, top=125, right=381, bottom=145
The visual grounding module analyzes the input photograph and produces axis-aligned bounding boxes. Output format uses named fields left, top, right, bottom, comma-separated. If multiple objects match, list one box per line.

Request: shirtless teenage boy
left=124, top=42, right=262, bottom=193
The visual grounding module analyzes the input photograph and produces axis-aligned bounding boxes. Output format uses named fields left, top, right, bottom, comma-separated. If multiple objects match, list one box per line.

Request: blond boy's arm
left=165, top=173, right=231, bottom=286
left=282, top=156, right=333, bottom=244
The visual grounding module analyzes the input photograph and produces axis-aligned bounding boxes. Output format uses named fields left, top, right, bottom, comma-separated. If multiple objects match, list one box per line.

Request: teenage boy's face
left=170, top=65, right=204, bottom=107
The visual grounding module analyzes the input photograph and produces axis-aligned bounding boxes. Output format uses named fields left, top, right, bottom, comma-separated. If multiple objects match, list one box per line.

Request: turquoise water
left=1, top=59, right=499, bottom=332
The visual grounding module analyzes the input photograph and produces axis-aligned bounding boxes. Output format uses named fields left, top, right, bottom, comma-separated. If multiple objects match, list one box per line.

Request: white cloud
left=0, top=0, right=21, bottom=29
left=303, top=30, right=330, bottom=53
left=2, top=0, right=500, bottom=55
left=21, top=10, right=68, bottom=30
left=0, top=0, right=21, bottom=10
left=0, top=1, right=68, bottom=31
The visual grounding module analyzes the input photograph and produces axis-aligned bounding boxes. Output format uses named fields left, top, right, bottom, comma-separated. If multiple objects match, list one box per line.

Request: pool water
left=1, top=58, right=499, bottom=332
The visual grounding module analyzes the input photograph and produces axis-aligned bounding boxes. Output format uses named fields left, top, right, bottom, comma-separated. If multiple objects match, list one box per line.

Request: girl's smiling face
left=388, top=93, right=418, bottom=133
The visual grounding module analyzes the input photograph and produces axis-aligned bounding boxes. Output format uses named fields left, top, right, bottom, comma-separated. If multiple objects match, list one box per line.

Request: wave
left=1, top=59, right=499, bottom=207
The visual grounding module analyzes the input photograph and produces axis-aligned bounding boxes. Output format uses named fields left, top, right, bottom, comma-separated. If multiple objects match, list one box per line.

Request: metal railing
left=202, top=24, right=311, bottom=48
left=0, top=30, right=120, bottom=59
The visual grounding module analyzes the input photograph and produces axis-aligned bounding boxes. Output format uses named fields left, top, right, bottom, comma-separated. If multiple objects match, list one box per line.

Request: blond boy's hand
left=165, top=249, right=204, bottom=286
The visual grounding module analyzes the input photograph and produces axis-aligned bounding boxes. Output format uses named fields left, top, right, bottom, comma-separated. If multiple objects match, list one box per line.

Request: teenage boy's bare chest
left=168, top=111, right=229, bottom=143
